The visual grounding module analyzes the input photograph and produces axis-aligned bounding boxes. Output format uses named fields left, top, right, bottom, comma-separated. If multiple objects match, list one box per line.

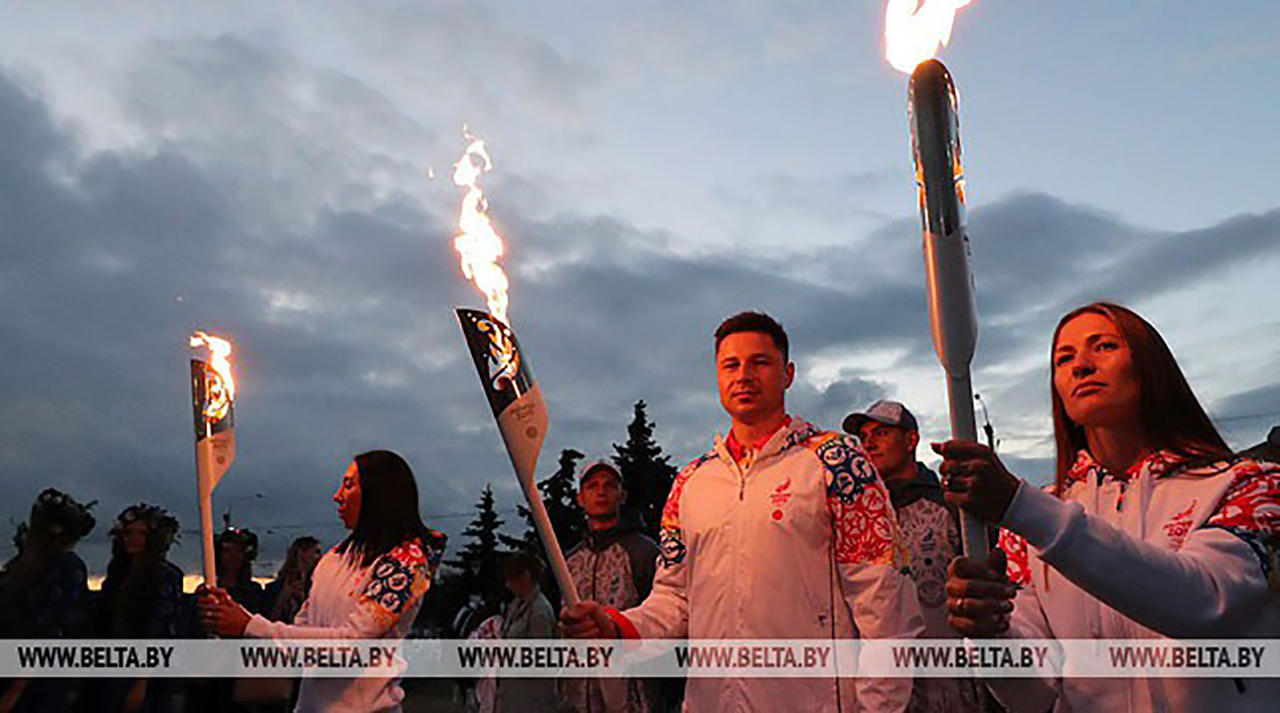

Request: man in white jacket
left=563, top=311, right=924, bottom=712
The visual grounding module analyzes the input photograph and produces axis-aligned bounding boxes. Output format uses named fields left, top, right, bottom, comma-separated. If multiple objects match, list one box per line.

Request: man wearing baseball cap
left=561, top=461, right=661, bottom=713
left=845, top=400, right=984, bottom=712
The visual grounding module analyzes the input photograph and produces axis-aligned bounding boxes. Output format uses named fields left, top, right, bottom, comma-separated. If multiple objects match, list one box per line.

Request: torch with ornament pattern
left=449, top=133, right=580, bottom=605
left=190, top=330, right=237, bottom=584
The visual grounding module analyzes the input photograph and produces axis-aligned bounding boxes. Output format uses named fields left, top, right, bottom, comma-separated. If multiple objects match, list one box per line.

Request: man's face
left=577, top=469, right=624, bottom=520
left=857, top=421, right=918, bottom=480
left=716, top=331, right=794, bottom=424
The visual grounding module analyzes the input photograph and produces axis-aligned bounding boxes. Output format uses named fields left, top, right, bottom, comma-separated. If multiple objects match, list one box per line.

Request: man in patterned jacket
left=846, top=399, right=986, bottom=713
left=561, top=461, right=660, bottom=712
left=563, top=311, right=924, bottom=712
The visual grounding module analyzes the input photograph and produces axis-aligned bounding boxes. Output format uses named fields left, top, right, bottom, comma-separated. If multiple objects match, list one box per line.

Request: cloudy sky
left=2, top=1, right=1277, bottom=578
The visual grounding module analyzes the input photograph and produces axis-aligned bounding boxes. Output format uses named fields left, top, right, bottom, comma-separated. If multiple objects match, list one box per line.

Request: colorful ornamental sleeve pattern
left=1203, top=459, right=1280, bottom=580
left=998, top=527, right=1032, bottom=586
left=658, top=453, right=711, bottom=568
left=816, top=434, right=899, bottom=567
left=359, top=537, right=434, bottom=631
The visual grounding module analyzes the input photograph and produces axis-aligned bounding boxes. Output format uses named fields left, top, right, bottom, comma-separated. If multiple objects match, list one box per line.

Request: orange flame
left=885, top=0, right=973, bottom=73
left=190, top=331, right=236, bottom=421
left=453, top=131, right=510, bottom=326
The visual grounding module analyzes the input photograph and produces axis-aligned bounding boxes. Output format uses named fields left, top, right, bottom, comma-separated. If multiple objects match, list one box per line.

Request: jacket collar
left=1066, top=448, right=1188, bottom=489
left=886, top=461, right=946, bottom=509
left=716, top=416, right=818, bottom=464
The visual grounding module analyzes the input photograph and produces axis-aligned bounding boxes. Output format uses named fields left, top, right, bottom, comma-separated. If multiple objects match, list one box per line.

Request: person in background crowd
left=0, top=488, right=95, bottom=712
left=215, top=528, right=263, bottom=614
left=494, top=552, right=557, bottom=713
left=845, top=400, right=987, bottom=713
left=262, top=536, right=321, bottom=624
left=562, top=460, right=660, bottom=713
left=82, top=503, right=184, bottom=713
left=199, top=450, right=446, bottom=712
left=462, top=600, right=503, bottom=713
left=940, top=301, right=1280, bottom=712
left=562, top=311, right=923, bottom=712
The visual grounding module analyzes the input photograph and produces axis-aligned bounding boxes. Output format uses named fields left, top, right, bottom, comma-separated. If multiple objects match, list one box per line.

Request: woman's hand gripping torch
left=457, top=309, right=580, bottom=606
left=909, top=59, right=989, bottom=559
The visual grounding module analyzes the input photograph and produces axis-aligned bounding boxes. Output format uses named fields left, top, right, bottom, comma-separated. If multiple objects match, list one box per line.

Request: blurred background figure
left=214, top=528, right=263, bottom=614
left=262, top=535, right=321, bottom=624
left=82, top=503, right=183, bottom=713
left=0, top=488, right=96, bottom=713
left=495, top=552, right=557, bottom=713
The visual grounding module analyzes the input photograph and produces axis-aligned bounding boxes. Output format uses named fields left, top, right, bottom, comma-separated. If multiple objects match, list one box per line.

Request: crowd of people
left=1, top=302, right=1277, bottom=713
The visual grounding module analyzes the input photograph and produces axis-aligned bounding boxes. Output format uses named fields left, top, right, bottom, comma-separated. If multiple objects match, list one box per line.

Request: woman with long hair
left=0, top=489, right=96, bottom=712
left=199, top=450, right=446, bottom=711
left=262, top=535, right=321, bottom=624
left=84, top=504, right=184, bottom=712
left=937, top=302, right=1279, bottom=711
left=215, top=527, right=263, bottom=613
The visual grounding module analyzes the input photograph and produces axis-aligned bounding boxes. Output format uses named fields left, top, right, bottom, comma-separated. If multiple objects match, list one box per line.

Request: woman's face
left=121, top=520, right=148, bottom=556
left=1053, top=312, right=1142, bottom=430
left=333, top=461, right=362, bottom=530
left=219, top=540, right=246, bottom=576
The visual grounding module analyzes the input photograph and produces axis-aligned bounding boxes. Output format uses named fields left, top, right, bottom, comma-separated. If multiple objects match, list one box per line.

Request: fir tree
left=612, top=400, right=677, bottom=540
left=445, top=484, right=508, bottom=609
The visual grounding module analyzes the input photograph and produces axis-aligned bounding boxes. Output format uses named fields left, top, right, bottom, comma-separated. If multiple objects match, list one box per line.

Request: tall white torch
left=887, top=0, right=988, bottom=558
left=190, top=331, right=237, bottom=584
left=449, top=132, right=580, bottom=605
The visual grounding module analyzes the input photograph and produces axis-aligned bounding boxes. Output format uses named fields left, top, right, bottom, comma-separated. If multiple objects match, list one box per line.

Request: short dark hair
left=714, top=311, right=789, bottom=360
left=502, top=551, right=545, bottom=582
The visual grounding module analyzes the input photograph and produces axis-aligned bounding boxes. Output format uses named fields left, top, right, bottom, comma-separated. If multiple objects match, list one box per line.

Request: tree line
left=419, top=400, right=678, bottom=632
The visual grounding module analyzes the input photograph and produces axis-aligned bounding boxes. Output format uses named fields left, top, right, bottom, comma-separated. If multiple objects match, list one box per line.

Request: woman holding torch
left=199, top=450, right=446, bottom=712
left=939, top=302, right=1280, bottom=711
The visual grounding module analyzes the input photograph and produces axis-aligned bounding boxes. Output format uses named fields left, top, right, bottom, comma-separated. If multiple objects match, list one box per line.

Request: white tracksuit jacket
left=610, top=417, right=924, bottom=712
left=993, top=449, right=1280, bottom=712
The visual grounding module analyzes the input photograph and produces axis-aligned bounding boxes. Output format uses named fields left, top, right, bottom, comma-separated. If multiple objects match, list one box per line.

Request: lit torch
left=449, top=131, right=580, bottom=605
left=190, top=330, right=237, bottom=584
left=886, top=0, right=988, bottom=558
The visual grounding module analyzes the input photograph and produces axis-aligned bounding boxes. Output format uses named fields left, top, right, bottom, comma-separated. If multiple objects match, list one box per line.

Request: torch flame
left=885, top=0, right=973, bottom=73
left=453, top=131, right=510, bottom=326
left=190, top=330, right=236, bottom=421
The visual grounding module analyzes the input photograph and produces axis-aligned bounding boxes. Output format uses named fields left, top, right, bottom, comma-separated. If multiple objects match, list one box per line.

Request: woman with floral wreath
left=80, top=503, right=184, bottom=712
left=0, top=488, right=96, bottom=712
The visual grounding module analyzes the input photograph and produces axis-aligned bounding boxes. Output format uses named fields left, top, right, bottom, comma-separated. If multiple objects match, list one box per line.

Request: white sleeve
left=618, top=465, right=692, bottom=640
left=245, top=545, right=434, bottom=641
left=1002, top=467, right=1277, bottom=639
left=822, top=434, right=924, bottom=713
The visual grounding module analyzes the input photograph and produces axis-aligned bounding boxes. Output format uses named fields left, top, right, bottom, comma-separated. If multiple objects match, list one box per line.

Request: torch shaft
left=199, top=488, right=217, bottom=585
left=516, top=475, right=581, bottom=607
left=943, top=371, right=989, bottom=558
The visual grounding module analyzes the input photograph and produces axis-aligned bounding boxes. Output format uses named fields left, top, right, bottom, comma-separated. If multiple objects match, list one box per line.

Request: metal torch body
left=909, top=59, right=989, bottom=559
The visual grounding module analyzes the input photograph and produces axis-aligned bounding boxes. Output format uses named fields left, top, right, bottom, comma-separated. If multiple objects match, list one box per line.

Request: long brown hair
left=1051, top=302, right=1230, bottom=494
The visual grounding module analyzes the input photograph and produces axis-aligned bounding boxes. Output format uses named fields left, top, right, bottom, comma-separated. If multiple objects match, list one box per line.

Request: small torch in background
left=190, top=331, right=237, bottom=584
left=887, top=0, right=989, bottom=558
left=449, top=133, right=580, bottom=606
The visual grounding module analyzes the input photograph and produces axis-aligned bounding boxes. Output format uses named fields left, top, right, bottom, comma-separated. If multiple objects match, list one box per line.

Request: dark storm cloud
left=2, top=34, right=1278, bottom=577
